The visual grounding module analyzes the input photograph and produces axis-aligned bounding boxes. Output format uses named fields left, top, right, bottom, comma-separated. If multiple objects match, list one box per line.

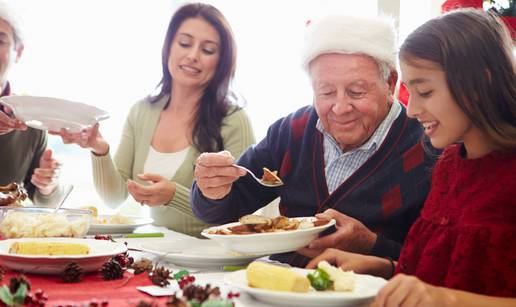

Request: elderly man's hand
left=194, top=151, right=246, bottom=200
left=32, top=149, right=61, bottom=196
left=298, top=209, right=377, bottom=258
left=0, top=106, right=27, bottom=135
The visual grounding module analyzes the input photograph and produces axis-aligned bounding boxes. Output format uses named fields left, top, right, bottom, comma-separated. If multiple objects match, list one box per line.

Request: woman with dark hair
left=56, top=3, right=255, bottom=236
left=306, top=9, right=516, bottom=306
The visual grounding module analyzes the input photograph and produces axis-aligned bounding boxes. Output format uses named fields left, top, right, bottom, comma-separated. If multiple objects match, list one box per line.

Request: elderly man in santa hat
left=192, top=14, right=437, bottom=267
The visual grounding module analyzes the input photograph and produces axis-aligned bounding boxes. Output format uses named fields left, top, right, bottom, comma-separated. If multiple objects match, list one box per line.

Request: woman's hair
left=400, top=9, right=516, bottom=150
left=150, top=2, right=238, bottom=153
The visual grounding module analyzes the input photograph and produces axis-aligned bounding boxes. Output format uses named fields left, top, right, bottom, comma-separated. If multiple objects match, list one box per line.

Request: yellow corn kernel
left=246, top=261, right=309, bottom=292
left=9, top=241, right=90, bottom=255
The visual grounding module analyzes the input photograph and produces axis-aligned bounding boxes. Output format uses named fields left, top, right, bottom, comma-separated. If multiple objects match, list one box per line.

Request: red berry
left=35, top=289, right=44, bottom=299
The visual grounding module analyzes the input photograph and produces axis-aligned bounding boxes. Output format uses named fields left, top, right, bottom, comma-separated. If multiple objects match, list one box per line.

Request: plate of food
left=224, top=261, right=387, bottom=307
left=139, top=238, right=264, bottom=268
left=202, top=215, right=335, bottom=255
left=0, top=237, right=127, bottom=274
left=0, top=95, right=109, bottom=132
left=0, top=182, right=28, bottom=207
left=88, top=213, right=154, bottom=235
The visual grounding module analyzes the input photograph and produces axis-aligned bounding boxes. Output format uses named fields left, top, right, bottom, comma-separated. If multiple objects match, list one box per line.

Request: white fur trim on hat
left=0, top=1, right=24, bottom=45
left=301, top=14, right=397, bottom=72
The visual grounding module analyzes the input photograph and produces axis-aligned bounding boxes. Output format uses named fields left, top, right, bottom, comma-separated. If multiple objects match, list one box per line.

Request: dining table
left=0, top=224, right=373, bottom=307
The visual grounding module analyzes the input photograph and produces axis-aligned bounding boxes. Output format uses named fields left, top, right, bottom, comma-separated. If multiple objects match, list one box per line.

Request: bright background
left=7, top=0, right=444, bottom=214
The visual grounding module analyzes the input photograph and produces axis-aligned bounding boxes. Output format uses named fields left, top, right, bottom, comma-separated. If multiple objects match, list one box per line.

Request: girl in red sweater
left=307, top=9, right=516, bottom=307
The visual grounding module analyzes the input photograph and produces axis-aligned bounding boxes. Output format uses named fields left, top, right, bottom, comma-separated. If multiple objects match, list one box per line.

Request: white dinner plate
left=224, top=268, right=387, bottom=307
left=88, top=215, right=154, bottom=234
left=139, top=238, right=263, bottom=268
left=0, top=237, right=127, bottom=274
left=0, top=95, right=109, bottom=132
left=202, top=217, right=336, bottom=255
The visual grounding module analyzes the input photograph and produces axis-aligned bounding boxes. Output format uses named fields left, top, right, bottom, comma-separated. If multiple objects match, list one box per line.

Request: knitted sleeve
left=91, top=103, right=139, bottom=206
left=191, top=112, right=293, bottom=224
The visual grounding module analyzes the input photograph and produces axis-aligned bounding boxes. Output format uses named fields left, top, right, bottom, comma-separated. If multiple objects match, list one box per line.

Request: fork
left=233, top=164, right=283, bottom=187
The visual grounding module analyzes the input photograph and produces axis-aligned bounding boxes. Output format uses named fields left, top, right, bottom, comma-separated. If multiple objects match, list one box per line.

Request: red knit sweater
left=396, top=144, right=516, bottom=297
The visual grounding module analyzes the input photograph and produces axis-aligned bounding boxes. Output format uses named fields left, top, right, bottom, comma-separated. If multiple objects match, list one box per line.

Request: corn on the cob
left=246, top=261, right=309, bottom=292
left=9, top=241, right=90, bottom=255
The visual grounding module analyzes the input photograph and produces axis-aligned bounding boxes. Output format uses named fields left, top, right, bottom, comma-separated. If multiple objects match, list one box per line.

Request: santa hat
left=301, top=14, right=397, bottom=72
left=0, top=1, right=24, bottom=45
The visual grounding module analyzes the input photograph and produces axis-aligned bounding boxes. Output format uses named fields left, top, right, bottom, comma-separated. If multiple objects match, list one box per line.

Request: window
left=10, top=0, right=439, bottom=214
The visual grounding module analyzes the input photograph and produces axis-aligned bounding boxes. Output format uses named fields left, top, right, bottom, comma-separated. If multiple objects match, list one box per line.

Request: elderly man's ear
left=14, top=43, right=24, bottom=63
left=388, top=71, right=398, bottom=95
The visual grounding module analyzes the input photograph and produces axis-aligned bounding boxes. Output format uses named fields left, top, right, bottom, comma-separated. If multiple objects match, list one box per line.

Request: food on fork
left=208, top=214, right=330, bottom=235
left=9, top=241, right=90, bottom=255
left=261, top=167, right=283, bottom=185
left=0, top=182, right=28, bottom=207
left=247, top=261, right=310, bottom=293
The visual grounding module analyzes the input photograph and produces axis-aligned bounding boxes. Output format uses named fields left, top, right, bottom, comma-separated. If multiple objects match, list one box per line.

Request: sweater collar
left=316, top=100, right=402, bottom=154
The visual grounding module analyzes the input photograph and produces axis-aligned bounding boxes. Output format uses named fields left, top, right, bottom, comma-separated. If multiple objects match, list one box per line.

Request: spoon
left=233, top=164, right=283, bottom=187
left=53, top=184, right=74, bottom=213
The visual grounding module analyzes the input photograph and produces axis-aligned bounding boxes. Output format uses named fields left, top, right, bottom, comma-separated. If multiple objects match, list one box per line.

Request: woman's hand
left=31, top=149, right=61, bottom=195
left=371, top=274, right=450, bottom=307
left=305, top=248, right=391, bottom=278
left=194, top=151, right=246, bottom=200
left=50, top=123, right=109, bottom=155
left=127, top=174, right=176, bottom=207
left=298, top=209, right=377, bottom=258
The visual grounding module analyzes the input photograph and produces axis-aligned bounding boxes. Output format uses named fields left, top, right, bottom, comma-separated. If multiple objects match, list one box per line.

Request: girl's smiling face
left=401, top=57, right=474, bottom=150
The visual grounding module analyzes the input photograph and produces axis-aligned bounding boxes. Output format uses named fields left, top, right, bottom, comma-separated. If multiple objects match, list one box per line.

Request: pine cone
left=9, top=274, right=31, bottom=294
left=100, top=259, right=124, bottom=280
left=62, top=262, right=83, bottom=283
left=131, top=258, right=153, bottom=274
left=148, top=266, right=171, bottom=287
left=182, top=284, right=221, bottom=303
left=135, top=301, right=159, bottom=307
left=165, top=295, right=188, bottom=307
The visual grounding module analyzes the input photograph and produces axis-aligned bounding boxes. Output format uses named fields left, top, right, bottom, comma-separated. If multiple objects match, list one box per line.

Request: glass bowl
left=0, top=207, right=92, bottom=238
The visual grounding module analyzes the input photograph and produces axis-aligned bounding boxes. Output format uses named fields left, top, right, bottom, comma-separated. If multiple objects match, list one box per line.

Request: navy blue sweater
left=192, top=105, right=437, bottom=266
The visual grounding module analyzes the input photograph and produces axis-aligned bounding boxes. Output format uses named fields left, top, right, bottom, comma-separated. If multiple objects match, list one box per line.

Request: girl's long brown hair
left=400, top=9, right=516, bottom=150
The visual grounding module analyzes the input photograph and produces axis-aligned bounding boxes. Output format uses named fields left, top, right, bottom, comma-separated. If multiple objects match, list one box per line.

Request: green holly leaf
left=0, top=285, right=14, bottom=306
left=12, top=283, right=27, bottom=305
left=200, top=299, right=234, bottom=307
left=189, top=300, right=201, bottom=307
left=173, top=269, right=189, bottom=280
